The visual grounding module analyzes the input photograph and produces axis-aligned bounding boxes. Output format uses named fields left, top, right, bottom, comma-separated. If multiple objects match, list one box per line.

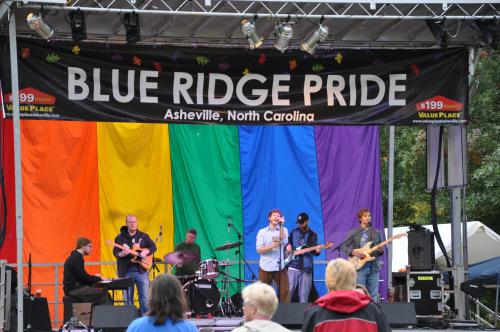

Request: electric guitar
left=348, top=233, right=406, bottom=270
left=105, top=240, right=153, bottom=270
left=284, top=241, right=334, bottom=267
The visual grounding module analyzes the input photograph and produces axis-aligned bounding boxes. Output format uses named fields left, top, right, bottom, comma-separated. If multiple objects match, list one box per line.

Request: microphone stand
left=151, top=228, right=162, bottom=278
left=331, top=227, right=363, bottom=258
left=277, top=221, right=284, bottom=303
left=229, top=223, right=257, bottom=293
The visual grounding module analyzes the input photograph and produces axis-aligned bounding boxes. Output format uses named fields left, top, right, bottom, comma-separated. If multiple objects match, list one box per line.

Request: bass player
left=114, top=214, right=156, bottom=314
left=340, top=208, right=383, bottom=302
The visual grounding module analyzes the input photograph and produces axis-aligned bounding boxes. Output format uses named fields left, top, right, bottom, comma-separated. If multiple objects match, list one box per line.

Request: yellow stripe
left=98, top=122, right=174, bottom=282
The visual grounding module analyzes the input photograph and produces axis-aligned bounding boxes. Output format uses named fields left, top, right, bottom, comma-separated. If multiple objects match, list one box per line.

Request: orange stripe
left=21, top=120, right=99, bottom=324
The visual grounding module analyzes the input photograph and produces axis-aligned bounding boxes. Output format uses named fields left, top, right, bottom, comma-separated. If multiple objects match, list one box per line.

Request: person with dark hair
left=174, top=228, right=201, bottom=279
left=340, top=208, right=384, bottom=301
left=302, top=258, right=391, bottom=332
left=114, top=214, right=157, bottom=314
left=256, top=209, right=289, bottom=302
left=63, top=237, right=110, bottom=304
left=286, top=212, right=320, bottom=303
left=126, top=274, right=198, bottom=332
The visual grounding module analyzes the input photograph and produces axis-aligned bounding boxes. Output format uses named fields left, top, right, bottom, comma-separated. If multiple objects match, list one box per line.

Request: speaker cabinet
left=23, top=297, right=52, bottom=331
left=379, top=303, right=417, bottom=327
left=408, top=229, right=435, bottom=271
left=92, top=305, right=139, bottom=330
left=271, top=303, right=309, bottom=329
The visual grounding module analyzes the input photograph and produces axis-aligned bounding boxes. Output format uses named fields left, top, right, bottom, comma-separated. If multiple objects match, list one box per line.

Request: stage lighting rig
left=123, top=12, right=140, bottom=44
left=301, top=24, right=329, bottom=54
left=274, top=22, right=293, bottom=53
left=69, top=9, right=87, bottom=42
left=27, top=13, right=54, bottom=40
left=426, top=19, right=448, bottom=48
left=241, top=19, right=263, bottom=49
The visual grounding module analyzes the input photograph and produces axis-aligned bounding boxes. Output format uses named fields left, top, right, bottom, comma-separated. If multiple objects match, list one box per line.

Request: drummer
left=174, top=228, right=201, bottom=283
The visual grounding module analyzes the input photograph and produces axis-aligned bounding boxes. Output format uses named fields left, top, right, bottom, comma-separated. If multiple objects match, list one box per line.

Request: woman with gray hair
left=126, top=274, right=198, bottom=332
left=232, top=282, right=291, bottom=332
left=302, top=258, right=391, bottom=332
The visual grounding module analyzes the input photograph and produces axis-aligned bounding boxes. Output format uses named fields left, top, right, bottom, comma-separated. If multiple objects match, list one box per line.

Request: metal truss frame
left=18, top=0, right=500, bottom=20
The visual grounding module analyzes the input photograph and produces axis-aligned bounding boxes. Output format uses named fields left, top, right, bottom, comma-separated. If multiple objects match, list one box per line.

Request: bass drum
left=183, top=279, right=220, bottom=315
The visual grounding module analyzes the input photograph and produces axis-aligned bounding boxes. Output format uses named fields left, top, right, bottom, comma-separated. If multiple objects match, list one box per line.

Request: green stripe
left=170, top=124, right=244, bottom=296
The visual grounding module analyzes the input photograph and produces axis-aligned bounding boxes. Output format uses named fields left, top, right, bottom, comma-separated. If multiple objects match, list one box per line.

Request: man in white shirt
left=256, top=209, right=290, bottom=302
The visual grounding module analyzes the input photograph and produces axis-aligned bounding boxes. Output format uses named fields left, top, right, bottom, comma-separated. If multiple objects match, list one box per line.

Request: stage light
left=123, top=12, right=140, bottom=44
left=426, top=19, right=448, bottom=48
left=300, top=24, right=329, bottom=54
left=475, top=19, right=498, bottom=47
left=69, top=10, right=87, bottom=42
left=26, top=13, right=54, bottom=40
left=274, top=22, right=293, bottom=53
left=241, top=19, right=263, bottom=49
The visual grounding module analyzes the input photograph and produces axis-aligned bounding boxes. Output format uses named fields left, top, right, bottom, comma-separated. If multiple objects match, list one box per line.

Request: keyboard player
left=63, top=237, right=111, bottom=305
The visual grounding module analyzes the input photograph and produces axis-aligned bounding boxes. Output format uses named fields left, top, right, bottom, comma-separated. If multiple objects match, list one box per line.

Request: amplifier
left=407, top=271, right=443, bottom=316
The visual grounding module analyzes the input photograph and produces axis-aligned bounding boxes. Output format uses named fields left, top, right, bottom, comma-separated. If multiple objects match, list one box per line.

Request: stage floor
left=186, top=317, right=494, bottom=332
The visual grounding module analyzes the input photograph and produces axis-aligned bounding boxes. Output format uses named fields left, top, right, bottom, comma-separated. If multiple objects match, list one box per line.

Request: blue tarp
left=469, top=256, right=500, bottom=284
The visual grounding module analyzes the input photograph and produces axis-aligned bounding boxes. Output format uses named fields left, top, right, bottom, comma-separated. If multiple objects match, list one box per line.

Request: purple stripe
left=315, top=126, right=388, bottom=300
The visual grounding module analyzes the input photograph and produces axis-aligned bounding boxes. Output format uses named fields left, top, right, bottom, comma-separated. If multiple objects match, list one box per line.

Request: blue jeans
left=288, top=268, right=312, bottom=303
left=356, top=263, right=380, bottom=301
left=123, top=271, right=149, bottom=314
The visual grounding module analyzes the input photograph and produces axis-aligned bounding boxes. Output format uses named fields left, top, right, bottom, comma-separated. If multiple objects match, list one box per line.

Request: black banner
left=0, top=39, right=468, bottom=125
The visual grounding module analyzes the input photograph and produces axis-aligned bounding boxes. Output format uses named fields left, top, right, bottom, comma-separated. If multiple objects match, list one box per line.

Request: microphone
left=159, top=225, right=163, bottom=240
left=227, top=217, right=232, bottom=233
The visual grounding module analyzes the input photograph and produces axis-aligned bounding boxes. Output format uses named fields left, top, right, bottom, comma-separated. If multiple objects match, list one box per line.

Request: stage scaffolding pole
left=387, top=126, right=395, bottom=290
left=8, top=5, right=24, bottom=332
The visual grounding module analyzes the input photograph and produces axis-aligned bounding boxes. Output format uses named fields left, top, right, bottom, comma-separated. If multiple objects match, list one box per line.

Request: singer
left=340, top=208, right=383, bottom=301
left=256, top=209, right=290, bottom=302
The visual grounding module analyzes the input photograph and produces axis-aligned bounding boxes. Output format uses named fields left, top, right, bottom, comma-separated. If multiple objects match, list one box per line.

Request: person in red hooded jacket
left=302, top=258, right=391, bottom=332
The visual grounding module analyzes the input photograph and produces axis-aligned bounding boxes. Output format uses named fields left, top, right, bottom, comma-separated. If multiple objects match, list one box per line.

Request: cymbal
left=164, top=250, right=200, bottom=265
left=215, top=241, right=242, bottom=251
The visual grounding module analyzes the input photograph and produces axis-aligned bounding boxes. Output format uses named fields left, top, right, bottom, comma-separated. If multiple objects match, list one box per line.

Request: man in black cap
left=285, top=212, right=320, bottom=303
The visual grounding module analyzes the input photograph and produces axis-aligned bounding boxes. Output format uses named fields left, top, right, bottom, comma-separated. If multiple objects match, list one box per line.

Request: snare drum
left=199, top=259, right=219, bottom=279
left=183, top=279, right=221, bottom=315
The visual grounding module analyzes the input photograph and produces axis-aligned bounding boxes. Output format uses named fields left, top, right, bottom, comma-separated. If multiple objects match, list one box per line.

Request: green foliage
left=380, top=49, right=499, bottom=233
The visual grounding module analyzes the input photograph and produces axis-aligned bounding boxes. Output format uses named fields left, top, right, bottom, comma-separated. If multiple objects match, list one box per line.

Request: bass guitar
left=105, top=240, right=153, bottom=270
left=349, top=233, right=406, bottom=270
left=284, top=241, right=334, bottom=267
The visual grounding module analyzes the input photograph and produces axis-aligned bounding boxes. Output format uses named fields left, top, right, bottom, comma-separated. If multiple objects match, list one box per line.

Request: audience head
left=241, top=282, right=279, bottom=321
left=147, top=274, right=187, bottom=325
left=325, top=258, right=357, bottom=292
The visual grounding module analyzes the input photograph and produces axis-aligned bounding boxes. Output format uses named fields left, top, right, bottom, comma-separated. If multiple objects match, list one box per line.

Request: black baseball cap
left=297, top=212, right=309, bottom=224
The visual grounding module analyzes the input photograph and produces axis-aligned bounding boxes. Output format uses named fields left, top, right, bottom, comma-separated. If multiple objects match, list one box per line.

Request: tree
left=380, top=49, right=500, bottom=234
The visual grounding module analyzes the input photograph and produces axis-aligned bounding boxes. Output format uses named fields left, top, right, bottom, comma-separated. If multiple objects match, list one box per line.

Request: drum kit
left=163, top=241, right=244, bottom=317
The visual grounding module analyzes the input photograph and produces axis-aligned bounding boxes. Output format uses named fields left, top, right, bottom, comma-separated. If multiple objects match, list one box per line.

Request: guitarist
left=286, top=212, right=320, bottom=303
left=113, top=214, right=156, bottom=314
left=340, top=208, right=383, bottom=302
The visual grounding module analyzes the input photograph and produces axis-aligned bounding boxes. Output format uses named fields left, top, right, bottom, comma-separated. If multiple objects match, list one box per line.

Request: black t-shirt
left=174, top=242, right=201, bottom=276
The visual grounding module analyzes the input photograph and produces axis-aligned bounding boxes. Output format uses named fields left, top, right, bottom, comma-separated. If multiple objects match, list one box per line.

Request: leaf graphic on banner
left=218, top=62, right=231, bottom=71
left=133, top=56, right=142, bottom=66
left=72, top=45, right=81, bottom=55
left=289, top=59, right=297, bottom=70
left=334, top=52, right=343, bottom=64
left=112, top=53, right=123, bottom=61
left=21, top=48, right=30, bottom=58
left=410, top=64, right=420, bottom=76
left=196, top=56, right=210, bottom=66
left=258, top=54, right=267, bottom=64
left=311, top=63, right=325, bottom=72
left=243, top=68, right=250, bottom=75
left=153, top=62, right=163, bottom=72
left=46, top=53, right=60, bottom=63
